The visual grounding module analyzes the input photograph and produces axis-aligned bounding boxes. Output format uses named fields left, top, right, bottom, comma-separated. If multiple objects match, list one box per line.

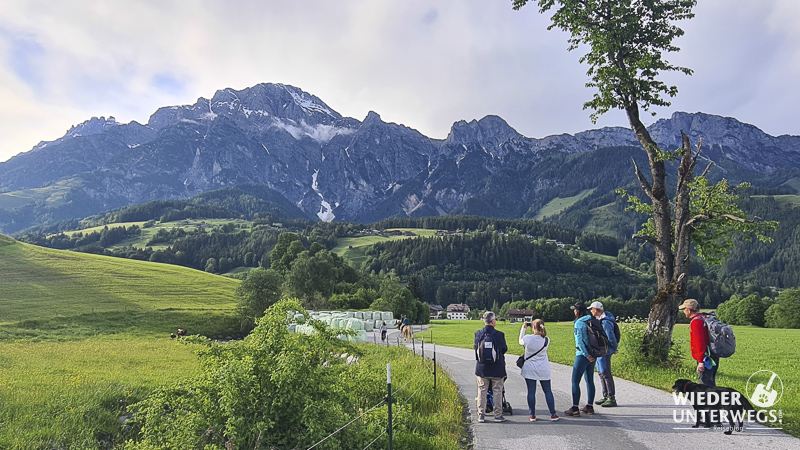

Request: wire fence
left=306, top=325, right=440, bottom=450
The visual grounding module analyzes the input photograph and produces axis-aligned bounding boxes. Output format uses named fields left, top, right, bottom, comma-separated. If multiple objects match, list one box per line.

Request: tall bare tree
left=513, top=0, right=776, bottom=359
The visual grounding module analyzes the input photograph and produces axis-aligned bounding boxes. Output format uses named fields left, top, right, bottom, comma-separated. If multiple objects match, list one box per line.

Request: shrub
left=765, top=288, right=800, bottom=329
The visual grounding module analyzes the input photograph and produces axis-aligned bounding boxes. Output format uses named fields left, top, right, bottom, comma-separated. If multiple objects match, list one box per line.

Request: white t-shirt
left=518, top=326, right=552, bottom=380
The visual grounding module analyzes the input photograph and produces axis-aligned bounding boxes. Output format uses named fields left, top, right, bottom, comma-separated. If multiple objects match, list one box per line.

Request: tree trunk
left=625, top=107, right=695, bottom=360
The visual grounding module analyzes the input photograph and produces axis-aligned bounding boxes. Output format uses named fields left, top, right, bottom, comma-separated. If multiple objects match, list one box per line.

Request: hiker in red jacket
left=680, top=299, right=718, bottom=387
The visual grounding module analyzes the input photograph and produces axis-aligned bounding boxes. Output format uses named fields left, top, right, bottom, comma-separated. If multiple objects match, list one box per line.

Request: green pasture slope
left=55, top=218, right=253, bottom=250
left=0, top=235, right=466, bottom=448
left=0, top=234, right=241, bottom=447
left=533, top=188, right=595, bottom=220
left=331, top=228, right=440, bottom=267
left=421, top=319, right=799, bottom=437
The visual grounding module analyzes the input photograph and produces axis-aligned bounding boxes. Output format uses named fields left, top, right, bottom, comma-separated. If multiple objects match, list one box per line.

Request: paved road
left=385, top=326, right=798, bottom=450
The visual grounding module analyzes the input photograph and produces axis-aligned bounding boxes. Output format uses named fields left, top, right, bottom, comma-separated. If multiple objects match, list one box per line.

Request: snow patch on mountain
left=281, top=84, right=335, bottom=117
left=311, top=169, right=335, bottom=222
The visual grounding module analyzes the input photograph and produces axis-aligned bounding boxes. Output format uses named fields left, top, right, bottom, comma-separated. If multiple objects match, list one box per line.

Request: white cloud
left=0, top=0, right=798, bottom=163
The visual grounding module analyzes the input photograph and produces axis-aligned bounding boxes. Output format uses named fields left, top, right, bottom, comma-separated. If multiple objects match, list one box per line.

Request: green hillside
left=331, top=228, right=440, bottom=267
left=0, top=234, right=239, bottom=339
left=0, top=234, right=243, bottom=447
left=534, top=188, right=595, bottom=220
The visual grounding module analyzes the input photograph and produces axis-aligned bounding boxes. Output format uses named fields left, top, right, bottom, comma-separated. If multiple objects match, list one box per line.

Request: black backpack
left=602, top=317, right=621, bottom=344
left=584, top=318, right=609, bottom=357
left=698, top=312, right=736, bottom=358
left=476, top=329, right=498, bottom=363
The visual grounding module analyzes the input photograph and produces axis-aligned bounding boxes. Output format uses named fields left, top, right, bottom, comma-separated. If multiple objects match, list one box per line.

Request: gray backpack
left=701, top=312, right=736, bottom=358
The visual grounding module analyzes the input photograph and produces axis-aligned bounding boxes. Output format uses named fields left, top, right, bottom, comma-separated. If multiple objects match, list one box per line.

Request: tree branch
left=689, top=137, right=703, bottom=174
left=632, top=233, right=659, bottom=246
left=685, top=212, right=759, bottom=228
left=699, top=160, right=713, bottom=177
left=632, top=158, right=654, bottom=200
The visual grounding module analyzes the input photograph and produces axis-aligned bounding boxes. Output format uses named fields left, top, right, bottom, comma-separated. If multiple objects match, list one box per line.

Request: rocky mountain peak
left=31, top=116, right=121, bottom=151
left=444, top=115, right=521, bottom=147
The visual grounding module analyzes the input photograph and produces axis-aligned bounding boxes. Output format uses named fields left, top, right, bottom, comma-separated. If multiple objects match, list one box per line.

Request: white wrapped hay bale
left=363, top=311, right=373, bottom=321
left=354, top=311, right=364, bottom=319
left=346, top=318, right=365, bottom=331
left=349, top=330, right=368, bottom=344
left=381, top=312, right=394, bottom=321
left=293, top=313, right=306, bottom=324
left=363, top=320, right=374, bottom=332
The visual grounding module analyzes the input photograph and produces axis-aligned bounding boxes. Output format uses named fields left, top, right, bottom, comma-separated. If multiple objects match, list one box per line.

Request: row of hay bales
left=288, top=310, right=395, bottom=344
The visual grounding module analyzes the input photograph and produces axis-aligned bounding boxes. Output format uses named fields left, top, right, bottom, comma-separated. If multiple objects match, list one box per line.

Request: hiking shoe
left=600, top=398, right=617, bottom=407
left=581, top=404, right=595, bottom=415
left=563, top=406, right=580, bottom=417
left=529, top=415, right=536, bottom=422
left=550, top=414, right=560, bottom=421
left=594, top=396, right=608, bottom=405
left=494, top=416, right=507, bottom=423
left=477, top=414, right=485, bottom=423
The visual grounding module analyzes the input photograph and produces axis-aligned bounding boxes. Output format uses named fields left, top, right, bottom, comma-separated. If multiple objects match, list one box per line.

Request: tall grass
left=0, top=338, right=201, bottom=448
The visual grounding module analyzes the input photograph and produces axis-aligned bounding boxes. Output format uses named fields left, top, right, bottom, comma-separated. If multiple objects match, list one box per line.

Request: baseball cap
left=570, top=302, right=587, bottom=311
left=588, top=301, right=604, bottom=310
left=678, top=299, right=700, bottom=310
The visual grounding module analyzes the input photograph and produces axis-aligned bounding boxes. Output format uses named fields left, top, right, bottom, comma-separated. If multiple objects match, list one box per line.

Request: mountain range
left=1, top=82, right=799, bottom=234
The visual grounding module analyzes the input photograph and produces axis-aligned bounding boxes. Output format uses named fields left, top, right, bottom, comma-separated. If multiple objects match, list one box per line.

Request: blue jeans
left=571, top=355, right=596, bottom=406
left=524, top=378, right=556, bottom=416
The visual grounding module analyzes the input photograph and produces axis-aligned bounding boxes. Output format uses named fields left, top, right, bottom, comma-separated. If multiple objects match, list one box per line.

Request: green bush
left=123, top=299, right=462, bottom=449
left=765, top=288, right=800, bottom=329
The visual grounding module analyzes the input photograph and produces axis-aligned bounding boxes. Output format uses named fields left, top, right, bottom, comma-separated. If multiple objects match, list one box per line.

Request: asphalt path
left=381, top=326, right=798, bottom=450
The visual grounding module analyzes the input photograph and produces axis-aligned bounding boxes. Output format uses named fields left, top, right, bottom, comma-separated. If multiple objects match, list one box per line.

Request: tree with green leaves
left=235, top=267, right=284, bottom=329
left=513, top=0, right=777, bottom=359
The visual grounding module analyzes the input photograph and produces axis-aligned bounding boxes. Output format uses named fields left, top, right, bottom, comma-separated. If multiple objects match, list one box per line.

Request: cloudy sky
left=0, top=0, right=798, bottom=163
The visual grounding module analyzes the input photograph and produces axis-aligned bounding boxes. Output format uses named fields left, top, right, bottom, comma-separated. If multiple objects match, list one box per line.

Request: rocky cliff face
left=1, top=83, right=799, bottom=233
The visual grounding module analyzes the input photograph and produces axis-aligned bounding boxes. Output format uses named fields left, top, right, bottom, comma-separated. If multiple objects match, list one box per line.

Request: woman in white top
left=519, top=319, right=559, bottom=421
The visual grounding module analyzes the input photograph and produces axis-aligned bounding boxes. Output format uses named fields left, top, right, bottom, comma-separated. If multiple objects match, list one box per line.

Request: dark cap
left=570, top=302, right=587, bottom=311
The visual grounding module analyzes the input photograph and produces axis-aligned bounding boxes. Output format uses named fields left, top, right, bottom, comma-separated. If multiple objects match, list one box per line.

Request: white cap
left=588, top=301, right=604, bottom=310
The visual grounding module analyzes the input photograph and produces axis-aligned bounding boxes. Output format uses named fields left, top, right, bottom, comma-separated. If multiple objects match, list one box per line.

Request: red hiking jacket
left=690, top=315, right=709, bottom=362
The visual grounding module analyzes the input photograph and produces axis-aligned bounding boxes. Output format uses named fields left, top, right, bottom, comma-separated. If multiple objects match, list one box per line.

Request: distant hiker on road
left=519, top=319, right=559, bottom=421
left=565, top=302, right=597, bottom=417
left=680, top=298, right=719, bottom=387
left=380, top=321, right=388, bottom=342
left=590, top=301, right=619, bottom=408
left=474, top=311, right=508, bottom=423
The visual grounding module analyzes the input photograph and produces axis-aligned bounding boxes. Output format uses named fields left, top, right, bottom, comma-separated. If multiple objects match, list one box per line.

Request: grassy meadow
left=0, top=235, right=465, bottom=448
left=0, top=235, right=243, bottom=446
left=533, top=188, right=596, bottom=220
left=331, top=228, right=441, bottom=267
left=419, top=319, right=798, bottom=437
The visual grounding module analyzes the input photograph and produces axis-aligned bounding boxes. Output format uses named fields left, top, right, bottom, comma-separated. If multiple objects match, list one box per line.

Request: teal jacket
left=573, top=314, right=592, bottom=357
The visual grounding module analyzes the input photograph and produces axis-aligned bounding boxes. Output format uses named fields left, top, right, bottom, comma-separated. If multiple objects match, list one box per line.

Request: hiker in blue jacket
left=565, top=302, right=596, bottom=417
left=474, top=311, right=508, bottom=423
left=590, top=301, right=619, bottom=407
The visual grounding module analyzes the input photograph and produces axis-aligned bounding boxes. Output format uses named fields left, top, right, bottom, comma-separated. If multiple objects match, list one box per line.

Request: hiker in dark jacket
left=474, top=311, right=508, bottom=423
left=590, top=301, right=619, bottom=407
